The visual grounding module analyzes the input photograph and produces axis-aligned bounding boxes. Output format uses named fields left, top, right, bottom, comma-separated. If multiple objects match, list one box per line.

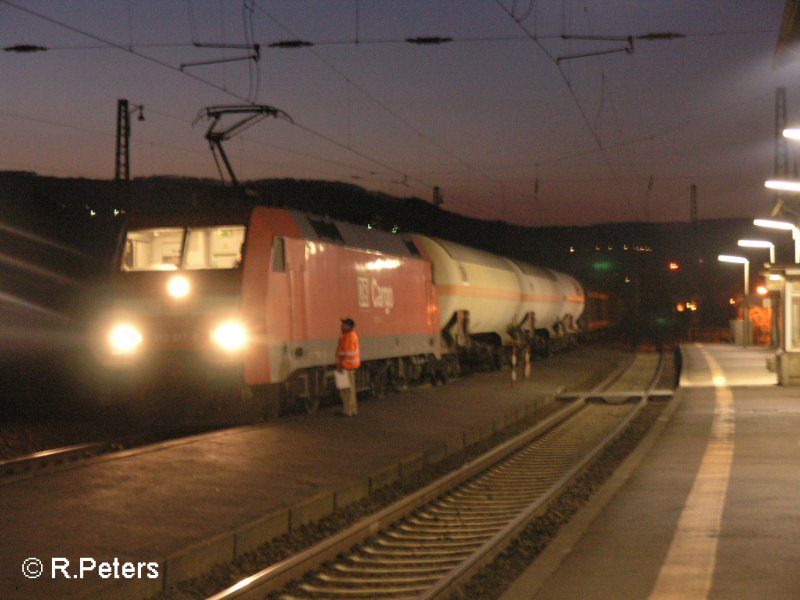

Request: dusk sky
left=1, top=1, right=797, bottom=226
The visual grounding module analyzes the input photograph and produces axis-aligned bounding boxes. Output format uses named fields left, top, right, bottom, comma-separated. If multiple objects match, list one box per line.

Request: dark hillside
left=0, top=171, right=763, bottom=414
left=0, top=170, right=759, bottom=332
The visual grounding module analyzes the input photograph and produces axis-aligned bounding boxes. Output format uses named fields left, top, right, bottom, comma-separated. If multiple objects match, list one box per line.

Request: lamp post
left=754, top=218, right=800, bottom=263
left=737, top=239, right=776, bottom=264
left=719, top=254, right=750, bottom=346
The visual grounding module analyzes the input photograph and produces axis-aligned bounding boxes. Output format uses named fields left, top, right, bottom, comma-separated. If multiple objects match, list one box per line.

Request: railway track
left=0, top=423, right=246, bottom=481
left=209, top=352, right=669, bottom=600
left=0, top=441, right=111, bottom=477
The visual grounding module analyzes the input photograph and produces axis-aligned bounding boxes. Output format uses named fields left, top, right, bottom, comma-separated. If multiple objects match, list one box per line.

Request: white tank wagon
left=507, top=260, right=564, bottom=337
left=409, top=235, right=586, bottom=362
left=410, top=235, right=520, bottom=345
left=553, top=270, right=586, bottom=331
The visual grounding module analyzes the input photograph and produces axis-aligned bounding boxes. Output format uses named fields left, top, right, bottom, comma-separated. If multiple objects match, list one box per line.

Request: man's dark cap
left=341, top=318, right=355, bottom=327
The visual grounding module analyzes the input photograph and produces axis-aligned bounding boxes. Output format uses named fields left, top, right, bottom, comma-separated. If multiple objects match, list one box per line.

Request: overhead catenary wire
left=5, top=27, right=778, bottom=52
left=6, top=0, right=773, bottom=210
left=494, top=0, right=669, bottom=215
left=460, top=90, right=774, bottom=175
left=180, top=1, right=262, bottom=101
left=0, top=104, right=402, bottom=187
left=1, top=0, right=780, bottom=225
left=249, top=1, right=513, bottom=196
left=0, top=0, right=434, bottom=196
left=577, top=6, right=647, bottom=221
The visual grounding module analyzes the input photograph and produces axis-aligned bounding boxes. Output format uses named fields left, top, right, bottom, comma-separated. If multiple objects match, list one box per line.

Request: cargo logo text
left=357, top=277, right=395, bottom=314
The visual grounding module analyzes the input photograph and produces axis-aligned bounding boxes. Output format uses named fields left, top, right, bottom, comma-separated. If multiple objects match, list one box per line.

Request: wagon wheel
left=434, top=357, right=450, bottom=385
left=441, top=355, right=459, bottom=381
left=424, top=358, right=441, bottom=386
left=493, top=347, right=506, bottom=370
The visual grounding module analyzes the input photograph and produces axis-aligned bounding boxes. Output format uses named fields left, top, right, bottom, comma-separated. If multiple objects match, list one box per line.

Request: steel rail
left=421, top=352, right=665, bottom=599
left=0, top=421, right=273, bottom=483
left=0, top=441, right=110, bottom=476
left=208, top=352, right=654, bottom=600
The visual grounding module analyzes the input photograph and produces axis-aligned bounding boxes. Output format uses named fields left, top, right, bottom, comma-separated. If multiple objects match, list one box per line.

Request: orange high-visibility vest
left=336, top=330, right=361, bottom=369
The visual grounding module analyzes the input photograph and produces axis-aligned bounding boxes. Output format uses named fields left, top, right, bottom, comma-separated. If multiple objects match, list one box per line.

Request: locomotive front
left=96, top=213, right=250, bottom=386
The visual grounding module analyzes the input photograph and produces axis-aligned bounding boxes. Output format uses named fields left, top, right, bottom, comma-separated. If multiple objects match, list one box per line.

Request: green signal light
left=593, top=260, right=612, bottom=272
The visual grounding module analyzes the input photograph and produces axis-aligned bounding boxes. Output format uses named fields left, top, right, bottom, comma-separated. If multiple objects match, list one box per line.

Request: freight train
left=94, top=206, right=618, bottom=418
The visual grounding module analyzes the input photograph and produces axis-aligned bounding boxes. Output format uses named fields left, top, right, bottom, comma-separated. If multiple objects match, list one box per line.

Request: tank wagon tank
left=409, top=235, right=585, bottom=363
left=95, top=207, right=597, bottom=419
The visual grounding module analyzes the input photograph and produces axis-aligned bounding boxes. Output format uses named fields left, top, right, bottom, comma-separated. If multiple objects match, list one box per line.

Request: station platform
left=502, top=343, right=800, bottom=600
left=0, top=346, right=627, bottom=600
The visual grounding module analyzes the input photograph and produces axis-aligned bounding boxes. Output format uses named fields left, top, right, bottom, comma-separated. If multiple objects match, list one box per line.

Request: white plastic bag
left=334, top=370, right=350, bottom=390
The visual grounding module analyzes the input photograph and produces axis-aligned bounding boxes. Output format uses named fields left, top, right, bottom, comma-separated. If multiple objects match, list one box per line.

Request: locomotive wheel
left=392, top=375, right=409, bottom=393
left=264, top=393, right=280, bottom=421
left=370, top=370, right=388, bottom=398
left=249, top=385, right=280, bottom=421
left=304, top=395, right=320, bottom=415
left=389, top=361, right=409, bottom=392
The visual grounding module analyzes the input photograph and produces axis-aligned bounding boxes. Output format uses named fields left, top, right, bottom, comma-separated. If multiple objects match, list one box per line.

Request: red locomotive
left=96, top=207, right=606, bottom=418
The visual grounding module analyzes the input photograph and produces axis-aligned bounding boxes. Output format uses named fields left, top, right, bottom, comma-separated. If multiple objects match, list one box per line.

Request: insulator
left=268, top=40, right=314, bottom=48
left=4, top=44, right=48, bottom=52
left=405, top=36, right=453, bottom=45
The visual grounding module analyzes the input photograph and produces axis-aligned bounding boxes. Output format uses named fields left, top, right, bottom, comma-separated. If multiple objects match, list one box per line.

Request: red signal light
left=668, top=261, right=680, bottom=271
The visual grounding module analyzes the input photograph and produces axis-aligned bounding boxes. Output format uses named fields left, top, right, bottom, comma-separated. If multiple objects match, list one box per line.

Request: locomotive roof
left=124, top=209, right=250, bottom=228
left=289, top=210, right=423, bottom=258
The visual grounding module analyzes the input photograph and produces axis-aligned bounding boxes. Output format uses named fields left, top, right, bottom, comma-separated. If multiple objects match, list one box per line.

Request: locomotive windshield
left=121, top=225, right=246, bottom=271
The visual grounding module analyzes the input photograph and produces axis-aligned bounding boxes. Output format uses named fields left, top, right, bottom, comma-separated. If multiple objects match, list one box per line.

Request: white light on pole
left=754, top=218, right=800, bottom=263
left=718, top=254, right=750, bottom=299
left=719, top=255, right=750, bottom=344
left=718, top=254, right=748, bottom=264
left=738, top=239, right=776, bottom=263
left=784, top=128, right=800, bottom=140
left=765, top=179, right=800, bottom=192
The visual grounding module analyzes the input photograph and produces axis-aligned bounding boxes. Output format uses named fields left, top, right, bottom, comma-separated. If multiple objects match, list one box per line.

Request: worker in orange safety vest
left=336, top=317, right=361, bottom=416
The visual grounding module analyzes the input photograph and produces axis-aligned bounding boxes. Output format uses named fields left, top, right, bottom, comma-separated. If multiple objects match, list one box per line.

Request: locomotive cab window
left=309, top=218, right=344, bottom=244
left=403, top=239, right=421, bottom=257
left=272, top=237, right=286, bottom=273
left=121, top=225, right=246, bottom=271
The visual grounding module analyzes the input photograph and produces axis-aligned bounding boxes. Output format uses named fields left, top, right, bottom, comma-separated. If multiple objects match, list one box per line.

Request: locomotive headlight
left=108, top=323, right=143, bottom=355
left=211, top=320, right=248, bottom=352
left=167, top=274, right=191, bottom=299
